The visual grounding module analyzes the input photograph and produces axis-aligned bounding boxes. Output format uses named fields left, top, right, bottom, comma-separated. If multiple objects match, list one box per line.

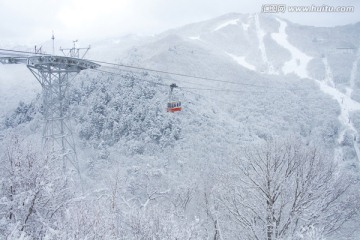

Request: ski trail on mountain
left=213, top=18, right=239, bottom=32
left=317, top=60, right=360, bottom=162
left=321, top=56, right=359, bottom=157
left=268, top=17, right=360, bottom=161
left=349, top=44, right=360, bottom=162
left=254, top=14, right=267, bottom=63
left=347, top=44, right=360, bottom=97
left=322, top=57, right=335, bottom=87
left=317, top=81, right=360, bottom=134
left=253, top=14, right=277, bottom=74
left=226, top=53, right=256, bottom=71
left=271, top=18, right=312, bottom=78
left=241, top=23, right=250, bottom=31
left=188, top=36, right=201, bottom=40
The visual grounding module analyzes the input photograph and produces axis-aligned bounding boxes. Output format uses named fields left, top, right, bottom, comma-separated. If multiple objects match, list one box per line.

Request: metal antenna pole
left=52, top=32, right=55, bottom=55
left=60, top=40, right=90, bottom=59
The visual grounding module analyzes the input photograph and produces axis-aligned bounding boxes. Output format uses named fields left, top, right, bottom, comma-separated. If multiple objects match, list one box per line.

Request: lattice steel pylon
left=0, top=55, right=100, bottom=173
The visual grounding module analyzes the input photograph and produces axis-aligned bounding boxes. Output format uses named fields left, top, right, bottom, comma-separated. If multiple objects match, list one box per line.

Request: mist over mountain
left=1, top=13, right=360, bottom=239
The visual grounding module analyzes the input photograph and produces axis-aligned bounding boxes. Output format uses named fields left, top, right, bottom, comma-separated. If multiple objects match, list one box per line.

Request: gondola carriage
left=167, top=83, right=182, bottom=113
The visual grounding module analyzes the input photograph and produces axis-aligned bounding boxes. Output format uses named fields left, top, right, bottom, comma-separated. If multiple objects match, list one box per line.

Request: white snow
left=322, top=57, right=335, bottom=87
left=315, top=45, right=360, bottom=162
left=226, top=53, right=256, bottom=71
left=254, top=14, right=267, bottom=64
left=253, top=14, right=277, bottom=75
left=315, top=78, right=360, bottom=161
left=348, top=44, right=360, bottom=96
left=355, top=140, right=360, bottom=159
left=188, top=36, right=201, bottom=40
left=213, top=19, right=239, bottom=32
left=187, top=35, right=207, bottom=44
left=317, top=81, right=360, bottom=132
left=241, top=23, right=250, bottom=31
left=271, top=18, right=312, bottom=78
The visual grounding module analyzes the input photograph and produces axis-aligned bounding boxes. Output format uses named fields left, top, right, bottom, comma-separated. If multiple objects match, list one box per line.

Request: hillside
left=1, top=12, right=360, bottom=239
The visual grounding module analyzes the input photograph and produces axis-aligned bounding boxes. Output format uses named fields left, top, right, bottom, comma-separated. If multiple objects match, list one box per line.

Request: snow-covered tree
left=4, top=101, right=37, bottom=128
left=219, top=138, right=359, bottom=240
left=0, top=135, right=71, bottom=239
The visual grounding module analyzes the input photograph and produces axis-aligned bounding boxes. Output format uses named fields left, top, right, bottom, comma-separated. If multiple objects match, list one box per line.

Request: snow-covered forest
left=1, top=13, right=360, bottom=239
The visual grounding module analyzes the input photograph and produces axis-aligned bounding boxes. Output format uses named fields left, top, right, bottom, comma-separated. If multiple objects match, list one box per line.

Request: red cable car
left=167, top=101, right=182, bottom=112
left=167, top=83, right=182, bottom=113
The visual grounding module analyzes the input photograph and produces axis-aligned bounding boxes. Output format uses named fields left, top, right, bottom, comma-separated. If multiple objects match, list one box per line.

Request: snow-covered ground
left=316, top=46, right=360, bottom=162
left=226, top=53, right=256, bottom=71
left=315, top=74, right=360, bottom=162
left=315, top=55, right=359, bottom=161
left=254, top=14, right=277, bottom=75
left=317, top=81, right=360, bottom=135
left=322, top=57, right=335, bottom=87
left=213, top=18, right=239, bottom=32
left=347, top=44, right=360, bottom=97
left=271, top=18, right=312, bottom=78
left=188, top=36, right=201, bottom=40
left=1, top=12, right=360, bottom=239
left=241, top=22, right=250, bottom=31
left=254, top=14, right=268, bottom=66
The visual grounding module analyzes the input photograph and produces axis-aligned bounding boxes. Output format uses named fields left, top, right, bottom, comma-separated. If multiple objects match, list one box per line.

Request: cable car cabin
left=167, top=101, right=182, bottom=112
left=167, top=83, right=182, bottom=113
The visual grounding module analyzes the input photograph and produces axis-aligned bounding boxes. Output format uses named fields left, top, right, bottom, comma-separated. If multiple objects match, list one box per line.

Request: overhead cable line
left=0, top=52, right=30, bottom=58
left=90, top=68, right=268, bottom=94
left=98, top=64, right=313, bottom=92
left=100, top=65, right=217, bottom=89
left=90, top=68, right=326, bottom=97
left=0, top=47, right=327, bottom=105
left=91, top=68, right=241, bottom=106
left=89, top=68, right=168, bottom=87
left=89, top=59, right=313, bottom=91
left=0, top=48, right=47, bottom=56
left=0, top=48, right=313, bottom=91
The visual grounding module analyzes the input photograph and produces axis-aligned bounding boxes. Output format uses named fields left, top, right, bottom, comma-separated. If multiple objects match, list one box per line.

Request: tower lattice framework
left=0, top=55, right=100, bottom=172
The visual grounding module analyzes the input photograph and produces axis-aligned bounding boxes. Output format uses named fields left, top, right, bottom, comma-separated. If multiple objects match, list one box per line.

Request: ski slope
left=348, top=44, right=360, bottom=97
left=271, top=18, right=312, bottom=78
left=241, top=23, right=250, bottom=31
left=254, top=14, right=277, bottom=74
left=226, top=53, right=256, bottom=71
left=213, top=18, right=239, bottom=32
left=254, top=15, right=268, bottom=66
left=188, top=36, right=201, bottom=40
left=322, top=57, right=335, bottom=87
left=315, top=77, right=360, bottom=162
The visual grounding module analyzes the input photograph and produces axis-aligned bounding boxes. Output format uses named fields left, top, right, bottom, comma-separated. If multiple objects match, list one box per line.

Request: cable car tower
left=0, top=36, right=100, bottom=173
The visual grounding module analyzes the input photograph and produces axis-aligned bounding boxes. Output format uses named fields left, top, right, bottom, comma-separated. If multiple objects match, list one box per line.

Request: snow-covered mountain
left=107, top=12, right=360, bottom=163
left=1, top=13, right=360, bottom=239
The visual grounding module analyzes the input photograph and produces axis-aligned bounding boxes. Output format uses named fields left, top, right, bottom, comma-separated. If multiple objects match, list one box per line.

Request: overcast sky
left=0, top=0, right=359, bottom=45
